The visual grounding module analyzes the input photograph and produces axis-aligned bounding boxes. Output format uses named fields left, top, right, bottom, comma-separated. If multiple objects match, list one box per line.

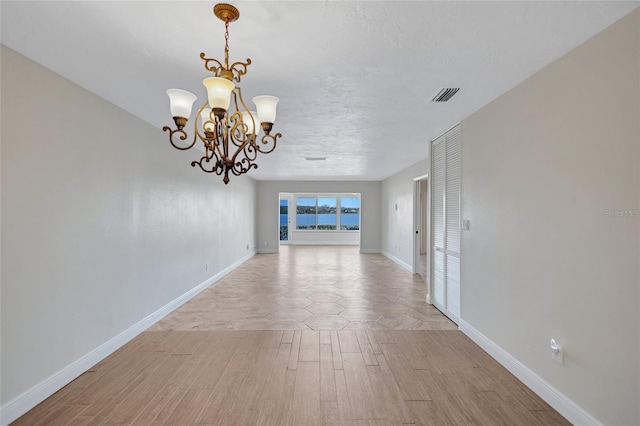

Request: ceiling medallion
left=163, top=3, right=281, bottom=184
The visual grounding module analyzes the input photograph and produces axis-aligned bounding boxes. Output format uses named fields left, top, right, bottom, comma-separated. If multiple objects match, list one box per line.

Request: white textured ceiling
left=2, top=1, right=638, bottom=181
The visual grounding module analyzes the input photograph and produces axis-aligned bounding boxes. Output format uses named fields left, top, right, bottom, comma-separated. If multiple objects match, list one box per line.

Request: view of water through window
left=286, top=195, right=360, bottom=231
left=279, top=199, right=289, bottom=241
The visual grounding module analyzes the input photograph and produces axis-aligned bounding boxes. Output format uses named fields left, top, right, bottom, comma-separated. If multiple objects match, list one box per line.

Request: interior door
left=431, top=136, right=446, bottom=313
left=430, top=125, right=461, bottom=323
left=445, top=129, right=461, bottom=322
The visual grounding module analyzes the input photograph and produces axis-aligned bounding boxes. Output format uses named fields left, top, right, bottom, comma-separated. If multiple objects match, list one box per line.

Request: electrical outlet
left=246, top=244, right=249, bottom=249
left=550, top=339, right=563, bottom=364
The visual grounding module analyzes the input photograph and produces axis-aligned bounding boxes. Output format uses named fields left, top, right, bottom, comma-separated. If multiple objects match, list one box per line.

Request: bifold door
left=430, top=125, right=461, bottom=324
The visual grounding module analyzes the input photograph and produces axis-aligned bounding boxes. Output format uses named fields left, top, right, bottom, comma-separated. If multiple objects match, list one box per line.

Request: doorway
left=279, top=193, right=293, bottom=245
left=413, top=175, right=429, bottom=289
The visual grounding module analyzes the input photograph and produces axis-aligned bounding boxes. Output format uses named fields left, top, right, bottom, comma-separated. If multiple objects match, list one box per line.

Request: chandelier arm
left=244, top=138, right=259, bottom=160
left=163, top=126, right=198, bottom=151
left=229, top=132, right=256, bottom=165
left=227, top=87, right=257, bottom=164
left=200, top=55, right=251, bottom=83
left=253, top=132, right=281, bottom=154
left=200, top=54, right=226, bottom=77
left=227, top=112, right=248, bottom=166
left=228, top=109, right=245, bottom=147
left=191, top=153, right=225, bottom=175
left=229, top=158, right=258, bottom=176
left=234, top=87, right=257, bottom=137
left=230, top=89, right=240, bottom=114
left=228, top=59, right=251, bottom=82
left=231, top=144, right=255, bottom=171
left=194, top=101, right=217, bottom=145
left=228, top=91, right=246, bottom=145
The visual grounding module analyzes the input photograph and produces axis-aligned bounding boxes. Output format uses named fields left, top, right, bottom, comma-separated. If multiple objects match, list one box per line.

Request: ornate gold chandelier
left=163, top=3, right=281, bottom=184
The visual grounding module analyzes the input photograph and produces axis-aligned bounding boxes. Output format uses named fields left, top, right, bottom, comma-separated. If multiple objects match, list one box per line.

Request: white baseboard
left=458, top=320, right=602, bottom=426
left=426, top=293, right=431, bottom=304
left=0, top=250, right=256, bottom=426
left=359, top=248, right=380, bottom=254
left=380, top=250, right=412, bottom=272
left=290, top=241, right=359, bottom=246
left=257, top=248, right=279, bottom=254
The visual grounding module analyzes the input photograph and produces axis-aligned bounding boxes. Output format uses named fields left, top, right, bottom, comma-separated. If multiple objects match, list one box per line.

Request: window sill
left=293, top=229, right=360, bottom=233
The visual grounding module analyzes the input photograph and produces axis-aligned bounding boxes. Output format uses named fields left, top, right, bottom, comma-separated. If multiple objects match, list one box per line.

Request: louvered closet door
left=445, top=128, right=461, bottom=323
left=431, top=135, right=446, bottom=313
left=430, top=125, right=461, bottom=324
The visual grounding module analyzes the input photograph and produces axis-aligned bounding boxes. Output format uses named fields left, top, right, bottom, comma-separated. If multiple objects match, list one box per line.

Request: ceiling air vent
left=431, top=87, right=460, bottom=102
left=305, top=156, right=327, bottom=161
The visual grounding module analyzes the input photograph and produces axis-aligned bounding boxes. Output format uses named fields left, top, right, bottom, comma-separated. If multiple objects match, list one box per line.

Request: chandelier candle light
left=164, top=3, right=281, bottom=184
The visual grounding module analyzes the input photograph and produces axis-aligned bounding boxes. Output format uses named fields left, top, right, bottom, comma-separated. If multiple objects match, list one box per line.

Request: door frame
left=413, top=173, right=430, bottom=304
left=278, top=193, right=294, bottom=245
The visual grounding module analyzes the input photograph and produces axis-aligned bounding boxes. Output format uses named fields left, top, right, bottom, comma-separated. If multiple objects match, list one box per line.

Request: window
left=295, top=195, right=360, bottom=231
left=317, top=197, right=337, bottom=230
left=279, top=199, right=288, bottom=241
left=296, top=197, right=317, bottom=230
left=340, top=196, right=360, bottom=230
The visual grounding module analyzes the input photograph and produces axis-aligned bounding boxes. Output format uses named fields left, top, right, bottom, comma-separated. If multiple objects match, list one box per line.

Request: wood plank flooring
left=13, top=247, right=569, bottom=424
left=14, top=330, right=569, bottom=425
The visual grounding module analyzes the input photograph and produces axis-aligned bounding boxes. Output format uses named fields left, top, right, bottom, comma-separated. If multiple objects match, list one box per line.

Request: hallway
left=13, top=247, right=569, bottom=425
left=153, top=246, right=455, bottom=331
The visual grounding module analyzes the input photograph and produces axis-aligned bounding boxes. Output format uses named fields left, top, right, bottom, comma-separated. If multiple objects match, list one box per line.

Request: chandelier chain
left=224, top=20, right=230, bottom=70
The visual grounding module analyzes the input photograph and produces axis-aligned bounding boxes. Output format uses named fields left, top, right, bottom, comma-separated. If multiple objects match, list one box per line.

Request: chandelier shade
left=166, top=89, right=198, bottom=122
left=162, top=3, right=282, bottom=184
left=252, top=95, right=279, bottom=126
left=203, top=77, right=235, bottom=111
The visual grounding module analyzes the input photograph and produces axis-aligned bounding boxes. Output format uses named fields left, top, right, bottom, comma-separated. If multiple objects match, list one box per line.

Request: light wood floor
left=14, top=247, right=569, bottom=425
left=152, top=246, right=456, bottom=331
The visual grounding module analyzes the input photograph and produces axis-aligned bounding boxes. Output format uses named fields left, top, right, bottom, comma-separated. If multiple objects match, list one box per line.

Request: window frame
left=294, top=194, right=361, bottom=232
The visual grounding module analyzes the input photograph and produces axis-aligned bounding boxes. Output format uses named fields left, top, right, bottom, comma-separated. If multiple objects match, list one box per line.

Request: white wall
left=460, top=10, right=639, bottom=425
left=257, top=181, right=381, bottom=253
left=290, top=230, right=360, bottom=245
left=0, top=46, right=257, bottom=417
left=380, top=159, right=428, bottom=271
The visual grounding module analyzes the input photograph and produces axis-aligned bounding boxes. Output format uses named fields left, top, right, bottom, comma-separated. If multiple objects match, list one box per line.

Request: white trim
left=426, top=293, right=431, bottom=304
left=359, top=248, right=380, bottom=254
left=459, top=320, right=602, bottom=426
left=413, top=179, right=419, bottom=274
left=0, top=250, right=256, bottom=426
left=413, top=173, right=429, bottom=181
left=381, top=250, right=412, bottom=272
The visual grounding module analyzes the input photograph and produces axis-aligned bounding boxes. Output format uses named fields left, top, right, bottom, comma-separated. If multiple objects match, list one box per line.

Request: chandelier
left=163, top=3, right=281, bottom=184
